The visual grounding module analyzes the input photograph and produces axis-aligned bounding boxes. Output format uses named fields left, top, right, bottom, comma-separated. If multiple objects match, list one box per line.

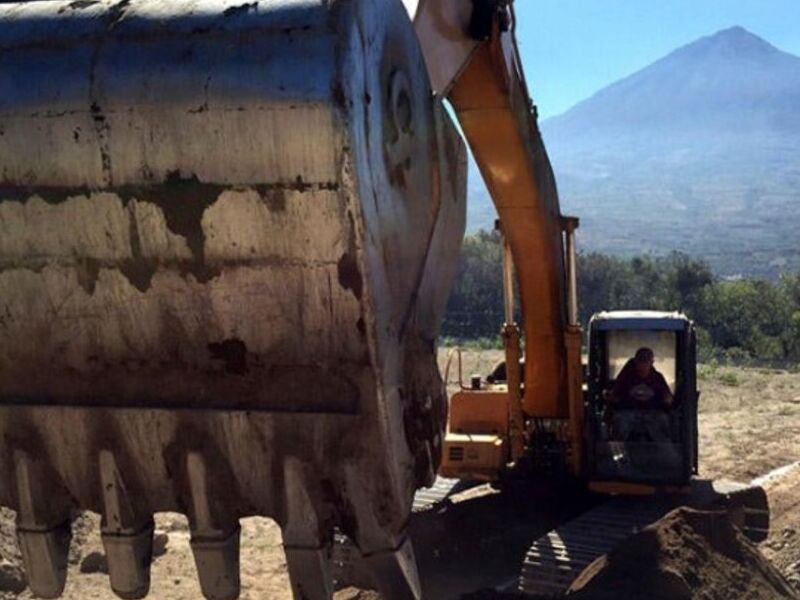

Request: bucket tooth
left=339, top=467, right=421, bottom=599
left=710, top=480, right=771, bottom=542
left=185, top=451, right=241, bottom=600
left=190, top=527, right=242, bottom=600
left=101, top=524, right=155, bottom=599
left=362, top=537, right=422, bottom=600
left=16, top=523, right=71, bottom=599
left=282, top=458, right=334, bottom=600
left=13, top=449, right=71, bottom=598
left=98, top=450, right=154, bottom=598
left=284, top=545, right=334, bottom=600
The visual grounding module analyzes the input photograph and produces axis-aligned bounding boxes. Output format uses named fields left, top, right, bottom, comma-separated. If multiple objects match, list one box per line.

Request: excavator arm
left=448, top=6, right=572, bottom=417
left=410, top=0, right=585, bottom=471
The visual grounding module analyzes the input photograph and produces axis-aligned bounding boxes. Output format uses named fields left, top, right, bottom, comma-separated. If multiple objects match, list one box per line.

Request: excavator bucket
left=0, top=0, right=467, bottom=598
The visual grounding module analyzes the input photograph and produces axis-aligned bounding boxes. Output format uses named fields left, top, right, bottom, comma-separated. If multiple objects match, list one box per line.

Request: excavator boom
left=410, top=0, right=585, bottom=477
left=446, top=6, right=575, bottom=420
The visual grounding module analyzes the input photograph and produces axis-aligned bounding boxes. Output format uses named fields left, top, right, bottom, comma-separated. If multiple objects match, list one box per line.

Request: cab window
left=605, top=330, right=677, bottom=393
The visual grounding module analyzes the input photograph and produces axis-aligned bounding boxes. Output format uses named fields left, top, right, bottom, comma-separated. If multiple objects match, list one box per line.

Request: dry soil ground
left=0, top=350, right=799, bottom=599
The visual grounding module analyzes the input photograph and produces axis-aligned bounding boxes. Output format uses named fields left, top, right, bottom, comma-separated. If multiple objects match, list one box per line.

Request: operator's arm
left=655, top=373, right=674, bottom=408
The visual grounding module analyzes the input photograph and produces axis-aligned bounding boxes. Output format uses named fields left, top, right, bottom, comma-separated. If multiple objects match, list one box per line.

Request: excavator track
left=518, top=498, right=670, bottom=597
left=412, top=478, right=469, bottom=512
left=518, top=479, right=770, bottom=597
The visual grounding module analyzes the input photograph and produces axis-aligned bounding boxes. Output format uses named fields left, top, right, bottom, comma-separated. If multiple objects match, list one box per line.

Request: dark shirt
left=611, top=359, right=672, bottom=410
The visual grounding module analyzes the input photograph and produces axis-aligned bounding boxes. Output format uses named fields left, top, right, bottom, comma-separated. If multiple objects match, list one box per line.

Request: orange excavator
left=0, top=0, right=767, bottom=598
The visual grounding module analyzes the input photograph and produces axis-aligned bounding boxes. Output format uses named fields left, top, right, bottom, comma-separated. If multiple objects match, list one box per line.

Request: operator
left=607, top=347, right=674, bottom=442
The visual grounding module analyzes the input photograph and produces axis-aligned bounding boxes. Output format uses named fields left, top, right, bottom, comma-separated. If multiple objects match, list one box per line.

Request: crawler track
left=518, top=498, right=671, bottom=596
left=337, top=476, right=769, bottom=598
left=412, top=478, right=469, bottom=512
left=517, top=479, right=770, bottom=597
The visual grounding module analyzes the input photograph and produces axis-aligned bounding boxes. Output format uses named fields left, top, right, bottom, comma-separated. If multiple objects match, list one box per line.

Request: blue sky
left=515, top=0, right=800, bottom=119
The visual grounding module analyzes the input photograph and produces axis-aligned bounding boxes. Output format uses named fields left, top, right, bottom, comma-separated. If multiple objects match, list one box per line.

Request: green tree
left=663, top=253, right=713, bottom=316
left=777, top=274, right=800, bottom=360
left=700, top=280, right=790, bottom=361
left=442, top=230, right=504, bottom=339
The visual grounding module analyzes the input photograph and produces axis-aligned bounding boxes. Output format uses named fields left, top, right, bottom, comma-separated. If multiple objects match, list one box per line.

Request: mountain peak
left=543, top=25, right=800, bottom=133
left=712, top=25, right=763, bottom=41
left=679, top=26, right=779, bottom=60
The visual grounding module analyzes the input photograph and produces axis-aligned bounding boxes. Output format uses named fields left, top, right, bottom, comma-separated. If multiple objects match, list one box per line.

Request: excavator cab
left=585, top=311, right=699, bottom=491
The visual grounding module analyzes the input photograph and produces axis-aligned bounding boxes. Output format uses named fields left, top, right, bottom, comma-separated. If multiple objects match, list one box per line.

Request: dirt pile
left=567, top=507, right=799, bottom=600
left=761, top=463, right=800, bottom=592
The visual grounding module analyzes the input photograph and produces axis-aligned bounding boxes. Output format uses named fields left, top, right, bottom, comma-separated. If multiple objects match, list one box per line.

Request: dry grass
left=697, top=366, right=800, bottom=480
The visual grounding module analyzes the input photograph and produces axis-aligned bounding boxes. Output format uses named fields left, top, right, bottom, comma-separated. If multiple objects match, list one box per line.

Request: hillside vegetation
left=443, top=231, right=800, bottom=365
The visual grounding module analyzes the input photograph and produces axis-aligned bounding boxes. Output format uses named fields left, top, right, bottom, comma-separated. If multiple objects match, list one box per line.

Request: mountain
left=546, top=26, right=800, bottom=148
left=467, top=27, right=800, bottom=278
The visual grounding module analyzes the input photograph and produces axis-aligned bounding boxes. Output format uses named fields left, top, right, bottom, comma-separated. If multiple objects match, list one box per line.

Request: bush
left=718, top=371, right=741, bottom=387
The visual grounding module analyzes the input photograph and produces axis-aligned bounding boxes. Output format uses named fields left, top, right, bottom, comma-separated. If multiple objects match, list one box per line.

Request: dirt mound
left=568, top=507, right=799, bottom=600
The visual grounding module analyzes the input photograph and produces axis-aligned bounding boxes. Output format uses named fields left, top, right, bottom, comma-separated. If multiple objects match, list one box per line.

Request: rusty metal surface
left=0, top=0, right=467, bottom=596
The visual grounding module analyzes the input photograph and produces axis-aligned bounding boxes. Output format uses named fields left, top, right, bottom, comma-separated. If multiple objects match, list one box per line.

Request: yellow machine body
left=448, top=389, right=510, bottom=437
left=440, top=434, right=506, bottom=481
left=440, top=388, right=509, bottom=480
